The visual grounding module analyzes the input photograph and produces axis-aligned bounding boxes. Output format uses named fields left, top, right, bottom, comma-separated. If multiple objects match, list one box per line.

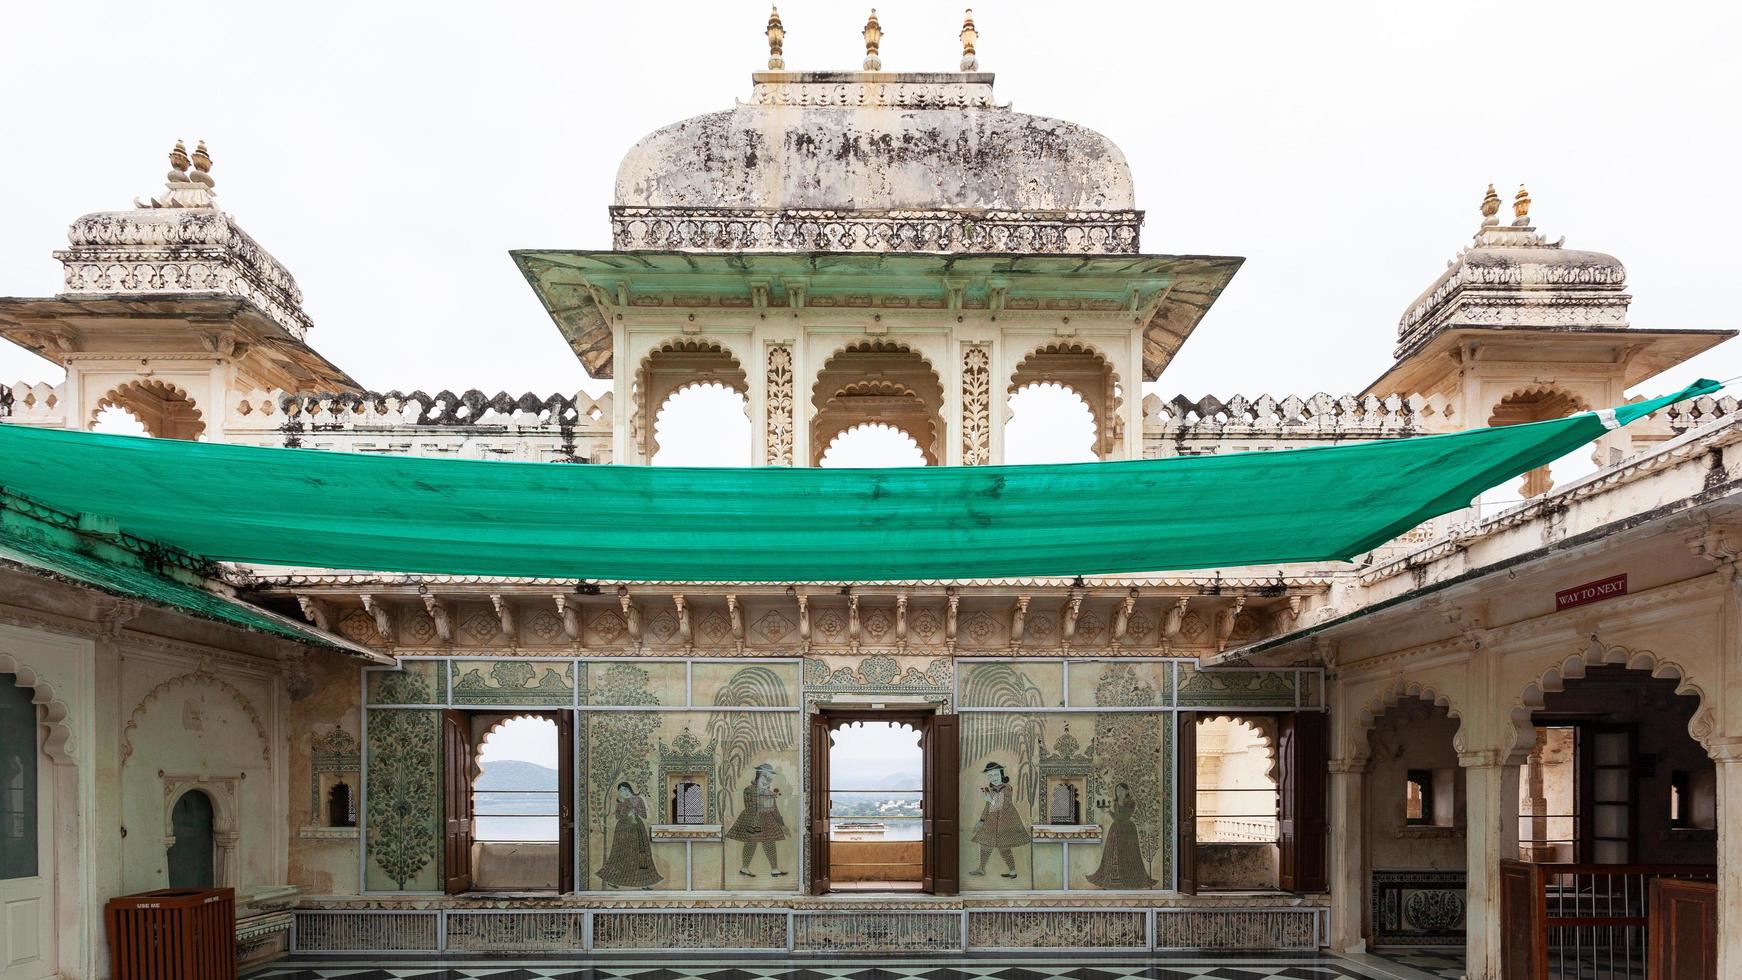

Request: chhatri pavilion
left=0, top=11, right=1739, bottom=980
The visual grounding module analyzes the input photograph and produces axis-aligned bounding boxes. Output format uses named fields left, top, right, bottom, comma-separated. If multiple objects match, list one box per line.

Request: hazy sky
left=3, top=0, right=1736, bottom=406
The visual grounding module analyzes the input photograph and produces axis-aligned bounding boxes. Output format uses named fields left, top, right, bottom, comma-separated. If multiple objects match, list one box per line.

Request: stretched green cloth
left=0, top=380, right=1718, bottom=582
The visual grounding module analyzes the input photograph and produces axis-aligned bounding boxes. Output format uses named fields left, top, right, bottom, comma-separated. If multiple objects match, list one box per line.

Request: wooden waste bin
left=105, top=887, right=237, bottom=980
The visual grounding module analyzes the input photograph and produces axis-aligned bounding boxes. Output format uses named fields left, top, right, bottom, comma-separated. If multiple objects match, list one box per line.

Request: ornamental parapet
left=0, top=382, right=65, bottom=426
left=609, top=206, right=1143, bottom=255
left=222, top=388, right=615, bottom=463
left=1141, top=391, right=1455, bottom=457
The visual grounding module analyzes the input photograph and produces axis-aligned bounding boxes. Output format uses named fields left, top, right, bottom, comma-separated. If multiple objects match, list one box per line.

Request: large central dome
left=609, top=72, right=1141, bottom=254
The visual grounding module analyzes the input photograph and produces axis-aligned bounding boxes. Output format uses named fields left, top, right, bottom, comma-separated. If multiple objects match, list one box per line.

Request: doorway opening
left=167, top=790, right=216, bottom=888
left=828, top=720, right=923, bottom=891
left=808, top=708, right=958, bottom=895
left=442, top=709, right=575, bottom=894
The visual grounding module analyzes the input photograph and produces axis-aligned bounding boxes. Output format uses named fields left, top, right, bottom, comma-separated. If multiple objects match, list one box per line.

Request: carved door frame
left=809, top=706, right=945, bottom=895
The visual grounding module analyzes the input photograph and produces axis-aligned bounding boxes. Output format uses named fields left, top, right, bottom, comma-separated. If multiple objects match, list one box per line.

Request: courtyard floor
left=246, top=952, right=1462, bottom=980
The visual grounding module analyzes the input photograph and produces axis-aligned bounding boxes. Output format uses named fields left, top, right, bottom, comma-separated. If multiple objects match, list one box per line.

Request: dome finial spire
left=1513, top=183, right=1532, bottom=226
left=765, top=6, right=785, bottom=70
left=862, top=8, right=883, bottom=71
left=1480, top=183, right=1501, bottom=227
left=960, top=9, right=979, bottom=71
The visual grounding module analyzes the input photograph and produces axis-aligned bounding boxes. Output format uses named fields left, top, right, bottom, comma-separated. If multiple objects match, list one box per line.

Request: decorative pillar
left=764, top=343, right=795, bottom=466
left=960, top=343, right=991, bottom=465
left=1327, top=760, right=1369, bottom=952
left=1459, top=749, right=1520, bottom=980
left=1711, top=738, right=1742, bottom=978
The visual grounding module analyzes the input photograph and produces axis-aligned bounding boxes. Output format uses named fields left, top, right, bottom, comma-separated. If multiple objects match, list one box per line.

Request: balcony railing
left=1499, top=860, right=1716, bottom=980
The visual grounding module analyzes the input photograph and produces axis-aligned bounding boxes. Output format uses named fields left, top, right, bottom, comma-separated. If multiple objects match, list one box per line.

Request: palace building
left=0, top=13, right=1738, bottom=980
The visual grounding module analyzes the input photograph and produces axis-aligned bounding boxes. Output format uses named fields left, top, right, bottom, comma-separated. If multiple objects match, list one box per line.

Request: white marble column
left=1711, top=738, right=1742, bottom=978
left=1460, top=750, right=1520, bottom=980
left=1327, top=760, right=1369, bottom=952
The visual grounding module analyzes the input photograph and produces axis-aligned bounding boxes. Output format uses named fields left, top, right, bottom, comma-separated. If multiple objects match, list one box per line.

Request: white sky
left=3, top=1, right=1735, bottom=403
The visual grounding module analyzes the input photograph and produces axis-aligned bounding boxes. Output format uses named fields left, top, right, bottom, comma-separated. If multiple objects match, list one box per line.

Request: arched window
left=91, top=405, right=150, bottom=437
left=167, top=790, right=216, bottom=888
left=0, top=674, right=37, bottom=881
left=1004, top=382, right=1098, bottom=464
left=819, top=423, right=928, bottom=468
left=474, top=715, right=560, bottom=843
left=652, top=382, right=753, bottom=466
left=327, top=781, right=357, bottom=828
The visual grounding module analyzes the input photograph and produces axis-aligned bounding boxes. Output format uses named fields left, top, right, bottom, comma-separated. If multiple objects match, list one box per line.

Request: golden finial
left=168, top=139, right=191, bottom=178
left=1512, top=184, right=1532, bottom=226
left=766, top=6, right=785, bottom=70
left=1480, top=183, right=1501, bottom=226
left=862, top=8, right=883, bottom=71
left=189, top=140, right=214, bottom=188
left=960, top=9, right=979, bottom=71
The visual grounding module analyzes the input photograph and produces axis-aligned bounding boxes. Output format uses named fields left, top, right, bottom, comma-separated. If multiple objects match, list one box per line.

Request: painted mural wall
left=352, top=654, right=1321, bottom=895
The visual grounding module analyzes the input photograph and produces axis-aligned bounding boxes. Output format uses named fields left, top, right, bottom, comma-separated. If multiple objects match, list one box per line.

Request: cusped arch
left=471, top=712, right=559, bottom=784
left=1197, top=713, right=1279, bottom=782
left=632, top=338, right=750, bottom=461
left=1349, top=679, right=1463, bottom=764
left=0, top=650, right=77, bottom=765
left=92, top=379, right=206, bottom=439
left=1487, top=383, right=1593, bottom=425
left=1509, top=638, right=1712, bottom=762
left=811, top=340, right=945, bottom=466
left=1006, top=341, right=1123, bottom=458
left=121, top=671, right=271, bottom=765
left=819, top=422, right=928, bottom=467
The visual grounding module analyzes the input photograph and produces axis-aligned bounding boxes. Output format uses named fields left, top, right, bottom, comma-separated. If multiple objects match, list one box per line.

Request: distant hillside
left=477, top=759, right=557, bottom=792
left=832, top=768, right=922, bottom=792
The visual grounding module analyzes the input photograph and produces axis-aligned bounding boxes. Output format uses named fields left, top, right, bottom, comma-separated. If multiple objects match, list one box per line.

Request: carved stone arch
left=1508, top=638, right=1713, bottom=764
left=0, top=650, right=76, bottom=765
left=160, top=775, right=241, bottom=887
left=1197, top=713, right=1279, bottom=784
left=632, top=338, right=750, bottom=462
left=1487, top=384, right=1594, bottom=498
left=1348, top=679, right=1463, bottom=765
left=1006, top=341, right=1124, bottom=458
left=471, top=711, right=559, bottom=784
left=91, top=378, right=206, bottom=439
left=811, top=340, right=945, bottom=466
left=121, top=671, right=271, bottom=765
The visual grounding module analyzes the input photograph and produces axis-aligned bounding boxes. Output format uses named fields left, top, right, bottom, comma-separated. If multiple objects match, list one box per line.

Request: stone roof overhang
left=1207, top=409, right=1742, bottom=668
left=0, top=491, right=389, bottom=662
left=512, top=250, right=1245, bottom=381
left=1363, top=325, right=1735, bottom=396
left=0, top=293, right=360, bottom=391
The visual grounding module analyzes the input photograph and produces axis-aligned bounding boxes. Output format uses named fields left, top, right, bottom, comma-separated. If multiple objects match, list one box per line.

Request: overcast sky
left=3, top=1, right=1737, bottom=408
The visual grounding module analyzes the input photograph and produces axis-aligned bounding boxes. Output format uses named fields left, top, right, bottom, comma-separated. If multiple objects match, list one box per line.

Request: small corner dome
left=613, top=79, right=1137, bottom=213
left=1398, top=231, right=1627, bottom=338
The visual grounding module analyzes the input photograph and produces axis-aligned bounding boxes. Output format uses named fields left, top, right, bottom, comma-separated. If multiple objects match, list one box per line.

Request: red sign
left=1555, top=574, right=1627, bottom=610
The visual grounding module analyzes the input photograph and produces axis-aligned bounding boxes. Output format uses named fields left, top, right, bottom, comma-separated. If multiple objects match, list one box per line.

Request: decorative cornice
left=609, top=207, right=1142, bottom=255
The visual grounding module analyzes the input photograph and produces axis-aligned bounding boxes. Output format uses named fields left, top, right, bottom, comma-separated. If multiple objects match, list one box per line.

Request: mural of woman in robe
left=1087, top=782, right=1155, bottom=888
left=724, top=762, right=787, bottom=877
left=970, top=761, right=1030, bottom=879
left=598, top=781, right=662, bottom=888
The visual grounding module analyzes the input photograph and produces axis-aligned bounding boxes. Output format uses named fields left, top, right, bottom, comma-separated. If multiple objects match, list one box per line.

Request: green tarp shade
left=0, top=379, right=1719, bottom=582
left=0, top=509, right=382, bottom=657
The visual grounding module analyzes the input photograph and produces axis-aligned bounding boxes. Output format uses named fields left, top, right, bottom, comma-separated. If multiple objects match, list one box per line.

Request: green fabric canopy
left=0, top=380, right=1718, bottom=582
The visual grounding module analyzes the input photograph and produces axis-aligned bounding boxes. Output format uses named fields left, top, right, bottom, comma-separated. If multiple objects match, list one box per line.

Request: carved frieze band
left=765, top=344, right=795, bottom=466
left=611, top=208, right=1141, bottom=255
left=961, top=344, right=991, bottom=465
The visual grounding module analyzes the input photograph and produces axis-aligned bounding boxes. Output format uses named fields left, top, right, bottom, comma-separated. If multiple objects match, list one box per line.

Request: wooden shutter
left=556, top=709, right=576, bottom=893
left=1649, top=878, right=1718, bottom=980
left=1176, top=711, right=1197, bottom=895
left=1278, top=710, right=1328, bottom=893
left=808, top=715, right=831, bottom=895
left=924, top=712, right=961, bottom=895
left=441, top=709, right=473, bottom=894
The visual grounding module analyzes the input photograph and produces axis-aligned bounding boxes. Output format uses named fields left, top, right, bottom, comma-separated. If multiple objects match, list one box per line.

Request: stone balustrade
left=0, top=382, right=66, bottom=426
left=1141, top=391, right=1455, bottom=457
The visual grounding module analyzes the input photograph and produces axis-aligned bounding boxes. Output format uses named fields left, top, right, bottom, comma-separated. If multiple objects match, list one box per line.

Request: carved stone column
left=763, top=343, right=795, bottom=466
left=960, top=343, right=992, bottom=465
left=1710, top=737, right=1742, bottom=978
left=1459, top=750, right=1520, bottom=980
left=1326, top=759, right=1370, bottom=952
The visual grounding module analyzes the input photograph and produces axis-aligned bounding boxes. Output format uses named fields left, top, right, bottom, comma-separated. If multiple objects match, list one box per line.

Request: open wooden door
left=923, top=713, right=960, bottom=895
left=556, top=709, right=576, bottom=893
left=1176, top=711, right=1197, bottom=894
left=808, top=714, right=831, bottom=895
left=441, top=709, right=473, bottom=894
left=1278, top=710, right=1328, bottom=893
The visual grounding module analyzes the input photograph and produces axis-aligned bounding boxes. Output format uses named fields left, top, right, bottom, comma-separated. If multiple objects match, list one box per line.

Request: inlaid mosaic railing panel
left=591, top=911, right=789, bottom=950
left=1152, top=907, right=1323, bottom=950
left=445, top=911, right=587, bottom=951
left=292, top=911, right=440, bottom=952
left=966, top=909, right=1148, bottom=949
left=793, top=911, right=961, bottom=952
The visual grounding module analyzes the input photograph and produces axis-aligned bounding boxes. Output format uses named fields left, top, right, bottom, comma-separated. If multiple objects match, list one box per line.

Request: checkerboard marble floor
left=1364, top=950, right=1464, bottom=980
left=245, top=955, right=1446, bottom=980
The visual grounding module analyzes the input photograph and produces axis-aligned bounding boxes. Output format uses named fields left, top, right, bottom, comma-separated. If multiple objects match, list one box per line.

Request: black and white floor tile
left=247, top=955, right=1447, bottom=980
left=1364, top=949, right=1465, bottom=980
